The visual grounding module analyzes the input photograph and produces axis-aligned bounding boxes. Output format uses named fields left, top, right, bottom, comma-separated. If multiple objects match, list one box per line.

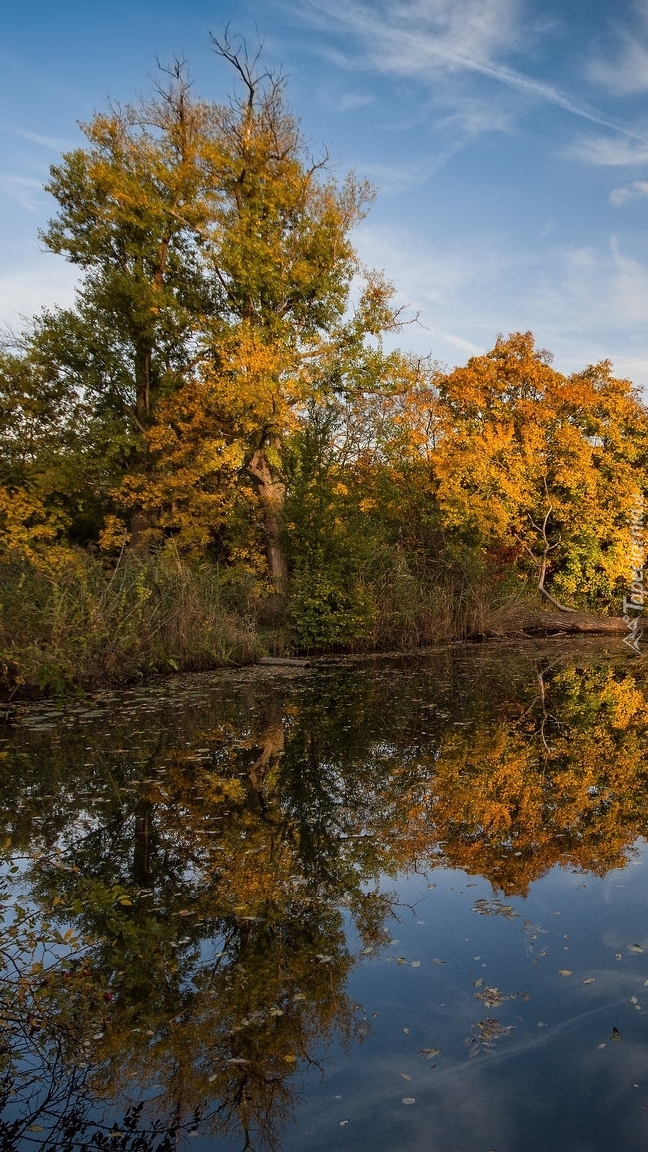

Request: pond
left=1, top=639, right=648, bottom=1151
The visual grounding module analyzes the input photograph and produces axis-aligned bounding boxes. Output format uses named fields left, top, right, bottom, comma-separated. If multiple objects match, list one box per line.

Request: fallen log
left=257, top=656, right=312, bottom=667
left=520, top=611, right=629, bottom=636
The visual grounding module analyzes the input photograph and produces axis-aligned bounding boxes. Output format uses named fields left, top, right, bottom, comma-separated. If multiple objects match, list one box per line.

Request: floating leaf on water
left=583, top=978, right=595, bottom=985
left=339, top=1120, right=349, bottom=1127
left=612, top=1027, right=622, bottom=1042
left=420, top=1047, right=441, bottom=1058
left=431, top=958, right=446, bottom=965
left=615, top=953, right=622, bottom=961
left=396, top=957, right=407, bottom=965
left=473, top=898, right=518, bottom=919
left=559, top=970, right=572, bottom=977
left=597, top=1042, right=606, bottom=1049
left=400, top=1073, right=412, bottom=1081
left=473, top=979, right=484, bottom=988
left=475, top=986, right=507, bottom=1007
left=402, top=1098, right=416, bottom=1105
left=227, top=1058, right=249, bottom=1064
left=629, top=945, right=644, bottom=954
left=631, top=996, right=638, bottom=1004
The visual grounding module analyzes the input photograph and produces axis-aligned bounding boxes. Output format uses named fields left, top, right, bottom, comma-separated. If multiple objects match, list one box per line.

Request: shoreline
left=0, top=609, right=638, bottom=707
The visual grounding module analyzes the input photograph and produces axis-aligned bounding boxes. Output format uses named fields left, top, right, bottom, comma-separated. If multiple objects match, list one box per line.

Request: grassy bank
left=0, top=554, right=264, bottom=695
left=0, top=550, right=544, bottom=696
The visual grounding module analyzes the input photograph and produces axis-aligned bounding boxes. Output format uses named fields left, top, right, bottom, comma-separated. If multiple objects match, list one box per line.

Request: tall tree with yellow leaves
left=39, top=36, right=408, bottom=586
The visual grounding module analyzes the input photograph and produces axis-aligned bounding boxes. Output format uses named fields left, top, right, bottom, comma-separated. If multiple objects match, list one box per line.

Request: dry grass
left=0, top=546, right=543, bottom=695
left=0, top=552, right=263, bottom=694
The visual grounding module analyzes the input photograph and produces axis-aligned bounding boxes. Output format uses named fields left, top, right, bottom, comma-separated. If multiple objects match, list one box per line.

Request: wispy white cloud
left=358, top=152, right=463, bottom=194
left=303, top=0, right=520, bottom=70
left=0, top=175, right=45, bottom=211
left=353, top=219, right=540, bottom=364
left=587, top=3, right=648, bottom=95
left=610, top=180, right=648, bottom=205
left=588, top=40, right=648, bottom=96
left=566, top=135, right=648, bottom=167
left=0, top=122, right=71, bottom=151
left=301, top=0, right=648, bottom=143
left=434, top=97, right=514, bottom=137
left=353, top=219, right=648, bottom=386
left=608, top=236, right=648, bottom=325
left=322, top=90, right=375, bottom=113
left=0, top=257, right=79, bottom=328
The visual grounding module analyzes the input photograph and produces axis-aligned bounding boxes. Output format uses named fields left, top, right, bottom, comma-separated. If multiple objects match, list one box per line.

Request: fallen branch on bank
left=519, top=611, right=627, bottom=636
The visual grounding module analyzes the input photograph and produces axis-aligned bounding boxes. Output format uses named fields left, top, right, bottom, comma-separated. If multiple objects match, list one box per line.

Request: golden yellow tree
left=428, top=332, right=648, bottom=608
left=98, top=37, right=408, bottom=583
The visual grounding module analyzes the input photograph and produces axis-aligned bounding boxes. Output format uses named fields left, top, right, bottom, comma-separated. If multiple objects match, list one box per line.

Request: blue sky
left=3, top=0, right=648, bottom=384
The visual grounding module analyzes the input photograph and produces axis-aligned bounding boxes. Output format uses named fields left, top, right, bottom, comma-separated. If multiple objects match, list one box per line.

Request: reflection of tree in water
left=417, top=661, right=648, bottom=893
left=2, top=648, right=648, bottom=1145
left=0, top=687, right=369, bottom=1150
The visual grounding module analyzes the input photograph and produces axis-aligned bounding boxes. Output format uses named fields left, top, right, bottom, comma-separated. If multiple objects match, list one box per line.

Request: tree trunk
left=247, top=693, right=285, bottom=814
left=133, top=797, right=154, bottom=887
left=248, top=446, right=289, bottom=592
left=134, top=339, right=153, bottom=429
left=522, top=611, right=630, bottom=635
left=127, top=338, right=156, bottom=552
left=128, top=509, right=151, bottom=554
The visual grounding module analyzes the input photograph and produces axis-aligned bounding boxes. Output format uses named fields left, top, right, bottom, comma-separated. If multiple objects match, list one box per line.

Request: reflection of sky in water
left=3, top=647, right=648, bottom=1150
left=286, top=852, right=648, bottom=1152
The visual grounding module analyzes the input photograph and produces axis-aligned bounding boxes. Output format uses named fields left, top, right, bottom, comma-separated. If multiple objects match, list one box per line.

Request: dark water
left=2, top=640, right=648, bottom=1151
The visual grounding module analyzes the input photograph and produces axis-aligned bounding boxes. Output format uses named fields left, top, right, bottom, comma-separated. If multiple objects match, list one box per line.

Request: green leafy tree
left=36, top=36, right=412, bottom=582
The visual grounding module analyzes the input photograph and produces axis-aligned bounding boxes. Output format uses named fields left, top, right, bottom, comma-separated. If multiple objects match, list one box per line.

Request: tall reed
left=0, top=552, right=262, bottom=694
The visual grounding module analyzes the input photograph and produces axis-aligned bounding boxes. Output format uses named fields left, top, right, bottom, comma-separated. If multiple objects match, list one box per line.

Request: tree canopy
left=1, top=38, right=646, bottom=675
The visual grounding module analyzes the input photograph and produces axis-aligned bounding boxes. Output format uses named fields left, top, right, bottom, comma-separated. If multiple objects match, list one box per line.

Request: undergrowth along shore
left=0, top=551, right=554, bottom=697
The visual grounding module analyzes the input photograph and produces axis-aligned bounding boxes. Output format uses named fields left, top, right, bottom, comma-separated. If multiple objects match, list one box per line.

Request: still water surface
left=1, top=641, right=648, bottom=1151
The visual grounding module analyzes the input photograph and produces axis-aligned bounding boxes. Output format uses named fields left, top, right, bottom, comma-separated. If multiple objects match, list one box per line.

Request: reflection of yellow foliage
left=375, top=663, right=648, bottom=894
left=599, top=675, right=646, bottom=729
left=6, top=651, right=648, bottom=1146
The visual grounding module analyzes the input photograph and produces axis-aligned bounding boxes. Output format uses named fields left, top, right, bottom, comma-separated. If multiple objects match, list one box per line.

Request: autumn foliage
left=1, top=41, right=647, bottom=683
